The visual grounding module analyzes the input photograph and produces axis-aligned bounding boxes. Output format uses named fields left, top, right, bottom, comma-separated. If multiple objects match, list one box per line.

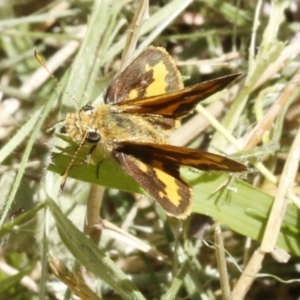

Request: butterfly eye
left=81, top=104, right=94, bottom=112
left=86, top=131, right=101, bottom=143
left=60, top=126, right=67, bottom=134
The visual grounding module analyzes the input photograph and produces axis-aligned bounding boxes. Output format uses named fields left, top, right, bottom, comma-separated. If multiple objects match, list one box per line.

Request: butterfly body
left=64, top=104, right=168, bottom=151
left=62, top=46, right=247, bottom=218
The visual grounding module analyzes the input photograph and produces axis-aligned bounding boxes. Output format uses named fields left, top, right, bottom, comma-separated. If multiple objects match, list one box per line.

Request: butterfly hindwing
left=104, top=47, right=183, bottom=104
left=114, top=141, right=247, bottom=217
left=114, top=152, right=191, bottom=218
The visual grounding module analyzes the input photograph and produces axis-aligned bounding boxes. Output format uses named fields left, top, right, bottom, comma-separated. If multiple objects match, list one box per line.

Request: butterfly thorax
left=63, top=104, right=168, bottom=152
left=94, top=105, right=168, bottom=149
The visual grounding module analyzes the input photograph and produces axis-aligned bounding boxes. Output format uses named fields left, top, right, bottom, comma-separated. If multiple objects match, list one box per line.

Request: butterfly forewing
left=114, top=73, right=241, bottom=118
left=117, top=142, right=247, bottom=173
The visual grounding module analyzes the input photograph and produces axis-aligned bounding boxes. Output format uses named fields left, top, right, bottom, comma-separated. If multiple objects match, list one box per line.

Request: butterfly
left=59, top=46, right=247, bottom=218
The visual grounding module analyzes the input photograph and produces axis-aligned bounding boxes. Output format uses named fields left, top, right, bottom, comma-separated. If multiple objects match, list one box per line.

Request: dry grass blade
left=261, top=115, right=300, bottom=252
left=120, top=0, right=149, bottom=70
left=243, top=67, right=300, bottom=151
left=214, top=225, right=231, bottom=300
left=49, top=252, right=102, bottom=300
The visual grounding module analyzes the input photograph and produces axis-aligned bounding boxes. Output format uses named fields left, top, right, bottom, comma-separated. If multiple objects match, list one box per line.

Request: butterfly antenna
left=46, top=119, right=66, bottom=133
left=34, top=49, right=80, bottom=108
left=60, top=131, right=88, bottom=190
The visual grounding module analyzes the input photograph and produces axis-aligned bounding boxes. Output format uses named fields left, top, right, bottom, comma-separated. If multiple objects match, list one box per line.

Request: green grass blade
left=47, top=198, right=146, bottom=300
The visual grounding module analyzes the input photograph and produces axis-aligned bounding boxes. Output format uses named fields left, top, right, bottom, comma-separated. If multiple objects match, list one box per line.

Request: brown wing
left=113, top=73, right=241, bottom=118
left=114, top=141, right=247, bottom=218
left=104, top=46, right=183, bottom=104
left=116, top=141, right=248, bottom=173
left=114, top=152, right=192, bottom=218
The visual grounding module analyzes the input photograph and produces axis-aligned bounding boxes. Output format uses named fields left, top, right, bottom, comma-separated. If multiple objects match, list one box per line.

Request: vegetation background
left=0, top=0, right=300, bottom=299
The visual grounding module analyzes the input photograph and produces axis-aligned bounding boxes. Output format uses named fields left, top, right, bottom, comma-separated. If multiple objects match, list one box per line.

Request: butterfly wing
left=115, top=152, right=192, bottom=218
left=114, top=73, right=240, bottom=118
left=104, top=47, right=183, bottom=104
left=114, top=142, right=247, bottom=218
left=116, top=141, right=248, bottom=173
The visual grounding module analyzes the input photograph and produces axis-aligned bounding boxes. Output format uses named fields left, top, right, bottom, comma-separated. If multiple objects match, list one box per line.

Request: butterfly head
left=61, top=104, right=101, bottom=145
